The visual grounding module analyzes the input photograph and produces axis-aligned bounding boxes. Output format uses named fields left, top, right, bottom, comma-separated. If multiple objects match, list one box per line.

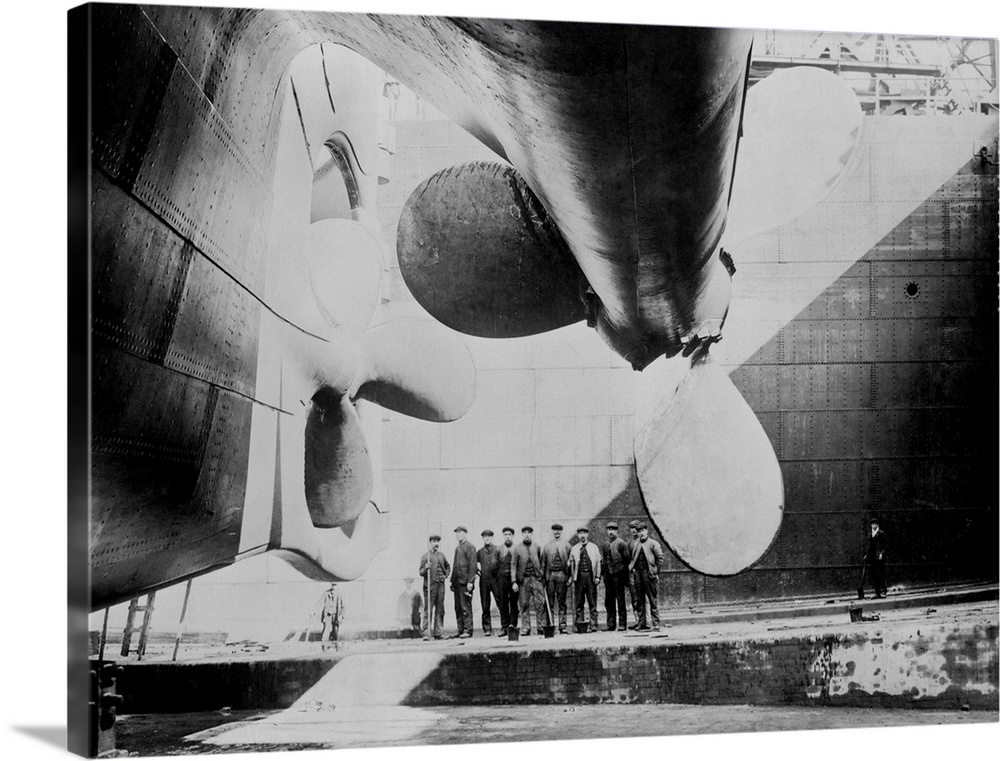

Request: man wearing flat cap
left=477, top=530, right=501, bottom=635
left=542, top=523, right=572, bottom=633
left=569, top=527, right=602, bottom=631
left=418, top=534, right=450, bottom=640
left=602, top=522, right=631, bottom=631
left=316, top=582, right=344, bottom=652
left=511, top=526, right=545, bottom=635
left=497, top=527, right=517, bottom=636
left=451, top=526, right=478, bottom=638
left=627, top=519, right=642, bottom=627
left=865, top=518, right=889, bottom=598
left=629, top=523, right=664, bottom=631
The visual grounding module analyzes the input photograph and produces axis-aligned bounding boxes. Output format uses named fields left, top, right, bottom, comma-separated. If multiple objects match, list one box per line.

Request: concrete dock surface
left=107, top=582, right=998, bottom=754
left=117, top=703, right=998, bottom=754
left=124, top=581, right=998, bottom=664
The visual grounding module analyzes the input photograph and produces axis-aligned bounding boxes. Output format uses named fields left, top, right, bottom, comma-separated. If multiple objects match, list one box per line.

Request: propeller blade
left=724, top=66, right=862, bottom=243
left=307, top=218, right=383, bottom=334
left=304, top=390, right=374, bottom=529
left=634, top=350, right=783, bottom=575
left=396, top=161, right=587, bottom=338
left=355, top=319, right=476, bottom=422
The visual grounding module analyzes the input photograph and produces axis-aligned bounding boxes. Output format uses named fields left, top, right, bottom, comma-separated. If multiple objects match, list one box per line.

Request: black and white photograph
left=11, top=0, right=1000, bottom=759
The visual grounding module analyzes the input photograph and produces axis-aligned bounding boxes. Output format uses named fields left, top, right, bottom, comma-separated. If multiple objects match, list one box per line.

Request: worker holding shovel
left=419, top=534, right=450, bottom=640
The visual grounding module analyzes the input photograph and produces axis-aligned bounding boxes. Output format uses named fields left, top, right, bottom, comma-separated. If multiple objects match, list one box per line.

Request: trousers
left=546, top=572, right=569, bottom=631
left=453, top=585, right=474, bottom=635
left=479, top=582, right=501, bottom=633
left=628, top=571, right=639, bottom=618
left=634, top=570, right=660, bottom=628
left=518, top=577, right=547, bottom=632
left=870, top=560, right=887, bottom=597
left=574, top=574, right=598, bottom=629
left=321, top=617, right=340, bottom=648
left=498, top=576, right=516, bottom=631
left=422, top=581, right=446, bottom=638
left=604, top=570, right=629, bottom=629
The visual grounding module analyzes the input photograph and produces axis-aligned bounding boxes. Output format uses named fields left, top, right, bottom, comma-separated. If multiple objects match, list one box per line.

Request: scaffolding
left=752, top=32, right=998, bottom=116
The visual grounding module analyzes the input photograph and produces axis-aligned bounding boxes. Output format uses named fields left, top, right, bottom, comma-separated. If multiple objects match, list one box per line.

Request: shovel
left=857, top=556, right=867, bottom=600
left=542, top=586, right=556, bottom=638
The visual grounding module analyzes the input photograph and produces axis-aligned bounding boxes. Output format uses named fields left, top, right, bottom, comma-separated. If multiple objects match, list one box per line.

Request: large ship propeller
left=633, top=348, right=784, bottom=575
left=391, top=66, right=861, bottom=576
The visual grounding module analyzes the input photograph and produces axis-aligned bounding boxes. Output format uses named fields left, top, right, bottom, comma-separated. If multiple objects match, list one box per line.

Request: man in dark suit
left=496, top=527, right=517, bottom=636
left=451, top=526, right=478, bottom=638
left=476, top=529, right=501, bottom=635
left=602, top=521, right=631, bottom=631
left=866, top=518, right=889, bottom=598
left=569, top=527, right=602, bottom=631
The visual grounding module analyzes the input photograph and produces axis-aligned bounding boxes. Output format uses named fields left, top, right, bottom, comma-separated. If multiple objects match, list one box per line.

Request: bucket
left=849, top=603, right=863, bottom=623
left=542, top=625, right=556, bottom=638
left=507, top=629, right=520, bottom=642
left=575, top=622, right=590, bottom=634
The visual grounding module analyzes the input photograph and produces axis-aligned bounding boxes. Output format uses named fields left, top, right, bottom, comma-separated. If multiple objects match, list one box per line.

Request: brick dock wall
left=119, top=659, right=338, bottom=713
left=404, top=622, right=998, bottom=709
left=118, top=621, right=998, bottom=712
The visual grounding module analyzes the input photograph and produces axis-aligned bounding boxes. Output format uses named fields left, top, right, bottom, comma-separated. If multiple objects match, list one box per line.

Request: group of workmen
left=418, top=521, right=665, bottom=639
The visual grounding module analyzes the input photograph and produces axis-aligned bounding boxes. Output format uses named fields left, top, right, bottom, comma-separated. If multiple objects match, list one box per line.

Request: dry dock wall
left=405, top=623, right=997, bottom=709
left=119, top=621, right=997, bottom=712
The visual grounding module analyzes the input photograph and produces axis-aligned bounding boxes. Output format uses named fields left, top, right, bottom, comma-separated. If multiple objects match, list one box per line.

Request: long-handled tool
left=857, top=555, right=867, bottom=600
left=426, top=560, right=432, bottom=640
left=542, top=585, right=556, bottom=638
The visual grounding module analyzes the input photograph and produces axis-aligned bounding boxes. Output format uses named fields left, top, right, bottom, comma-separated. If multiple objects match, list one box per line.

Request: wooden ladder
left=120, top=592, right=156, bottom=659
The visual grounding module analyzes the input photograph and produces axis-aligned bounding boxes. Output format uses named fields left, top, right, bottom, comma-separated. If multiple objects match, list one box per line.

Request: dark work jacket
left=541, top=539, right=572, bottom=580
left=477, top=544, right=501, bottom=587
left=867, top=531, right=888, bottom=563
left=497, top=543, right=514, bottom=581
left=452, top=540, right=479, bottom=587
left=511, top=541, right=543, bottom=583
left=569, top=541, right=602, bottom=583
left=602, top=537, right=631, bottom=576
left=629, top=538, right=664, bottom=574
left=419, top=550, right=450, bottom=583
